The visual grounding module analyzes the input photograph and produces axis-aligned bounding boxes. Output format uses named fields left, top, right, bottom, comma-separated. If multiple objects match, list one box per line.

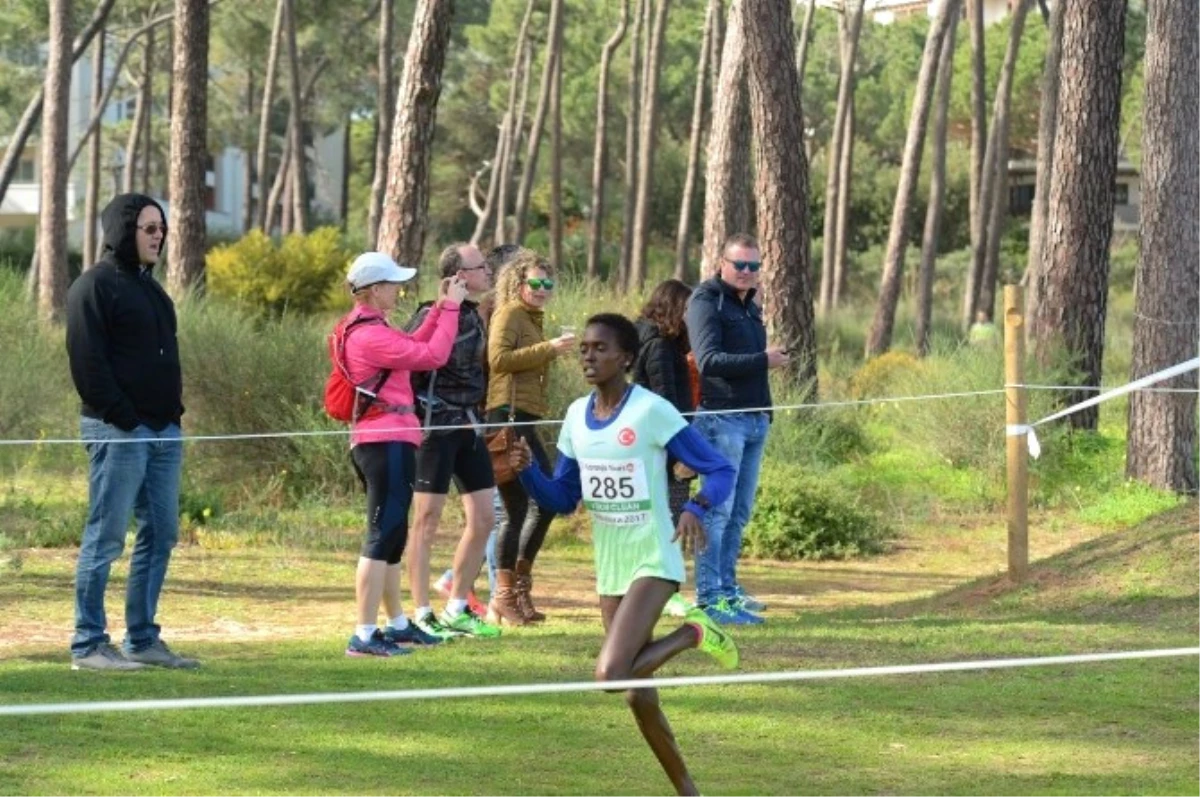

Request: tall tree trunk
left=339, top=113, right=351, bottom=229
left=37, top=0, right=73, bottom=323
left=83, top=25, right=106, bottom=268
left=795, top=0, right=816, bottom=89
left=254, top=0, right=284, bottom=231
left=166, top=0, right=210, bottom=295
left=865, top=0, right=959, bottom=358
left=974, top=0, right=1032, bottom=322
left=628, top=0, right=671, bottom=291
left=471, top=114, right=506, bottom=246
left=586, top=0, right=629, bottom=280
left=1126, top=0, right=1199, bottom=493
left=701, top=0, right=751, bottom=276
left=264, top=125, right=292, bottom=234
left=377, top=0, right=455, bottom=268
left=549, top=2, right=565, bottom=268
left=916, top=14, right=957, bottom=358
left=618, top=0, right=647, bottom=286
left=241, top=68, right=255, bottom=232
left=0, top=0, right=117, bottom=208
left=139, top=23, right=155, bottom=193
left=123, top=27, right=156, bottom=194
left=830, top=90, right=854, bottom=311
left=280, top=165, right=294, bottom=235
left=1029, top=0, right=1126, bottom=431
left=818, top=0, right=864, bottom=317
left=495, top=0, right=535, bottom=246
left=282, top=0, right=308, bottom=234
left=744, top=0, right=816, bottom=397
left=672, top=0, right=715, bottom=282
left=961, top=0, right=987, bottom=330
left=513, top=0, right=563, bottom=243
left=368, top=0, right=395, bottom=246
left=1023, top=0, right=1065, bottom=332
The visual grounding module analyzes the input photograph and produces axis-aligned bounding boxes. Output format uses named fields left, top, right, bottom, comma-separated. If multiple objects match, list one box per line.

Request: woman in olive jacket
left=485, top=250, right=576, bottom=625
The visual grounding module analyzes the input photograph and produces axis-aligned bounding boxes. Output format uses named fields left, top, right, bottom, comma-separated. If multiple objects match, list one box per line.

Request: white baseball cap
left=346, top=251, right=417, bottom=291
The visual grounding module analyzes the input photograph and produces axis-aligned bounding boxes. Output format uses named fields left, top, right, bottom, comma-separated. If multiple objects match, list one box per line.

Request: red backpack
left=323, top=315, right=392, bottom=423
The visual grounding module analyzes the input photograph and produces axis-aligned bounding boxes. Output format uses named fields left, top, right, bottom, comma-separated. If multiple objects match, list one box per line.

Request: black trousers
left=487, top=408, right=554, bottom=569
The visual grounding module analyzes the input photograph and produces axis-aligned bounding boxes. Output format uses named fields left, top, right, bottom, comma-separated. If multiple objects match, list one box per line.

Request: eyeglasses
left=459, top=264, right=489, bottom=272
left=137, top=223, right=168, bottom=236
left=525, top=278, right=555, bottom=290
left=726, top=258, right=761, bottom=273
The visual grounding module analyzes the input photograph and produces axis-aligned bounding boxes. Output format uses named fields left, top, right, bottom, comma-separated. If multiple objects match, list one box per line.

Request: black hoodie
left=65, top=193, right=183, bottom=431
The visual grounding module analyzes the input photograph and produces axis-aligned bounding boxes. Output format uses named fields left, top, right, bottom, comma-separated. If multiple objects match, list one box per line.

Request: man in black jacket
left=65, top=193, right=197, bottom=671
left=685, top=233, right=789, bottom=625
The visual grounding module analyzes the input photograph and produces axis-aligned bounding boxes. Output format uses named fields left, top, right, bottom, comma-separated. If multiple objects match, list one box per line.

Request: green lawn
left=0, top=503, right=1196, bottom=795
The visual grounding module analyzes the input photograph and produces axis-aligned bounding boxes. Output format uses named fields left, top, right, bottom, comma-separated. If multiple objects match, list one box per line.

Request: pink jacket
left=344, top=301, right=460, bottom=446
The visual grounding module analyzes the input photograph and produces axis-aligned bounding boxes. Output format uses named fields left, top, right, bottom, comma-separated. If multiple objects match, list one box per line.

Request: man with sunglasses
left=684, top=233, right=789, bottom=626
left=65, top=193, right=197, bottom=670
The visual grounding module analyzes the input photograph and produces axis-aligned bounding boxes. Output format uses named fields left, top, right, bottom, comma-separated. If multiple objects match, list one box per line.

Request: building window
left=1009, top=184, right=1035, bottom=215
left=16, top=159, right=35, bottom=182
left=1114, top=183, right=1130, bottom=206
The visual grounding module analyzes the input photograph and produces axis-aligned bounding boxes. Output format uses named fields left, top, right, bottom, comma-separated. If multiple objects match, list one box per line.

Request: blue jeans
left=692, top=412, right=769, bottom=607
left=72, top=417, right=183, bottom=657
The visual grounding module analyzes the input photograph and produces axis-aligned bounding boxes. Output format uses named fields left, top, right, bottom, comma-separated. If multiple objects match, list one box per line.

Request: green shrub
left=743, top=465, right=893, bottom=561
left=206, top=227, right=354, bottom=316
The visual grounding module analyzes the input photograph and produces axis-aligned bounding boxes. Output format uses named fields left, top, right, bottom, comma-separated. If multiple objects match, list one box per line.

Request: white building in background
left=0, top=32, right=346, bottom=246
left=811, top=0, right=1018, bottom=26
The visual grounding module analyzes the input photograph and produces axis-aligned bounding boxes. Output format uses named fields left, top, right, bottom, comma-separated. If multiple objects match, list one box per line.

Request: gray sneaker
left=72, top=643, right=146, bottom=671
left=125, top=640, right=201, bottom=669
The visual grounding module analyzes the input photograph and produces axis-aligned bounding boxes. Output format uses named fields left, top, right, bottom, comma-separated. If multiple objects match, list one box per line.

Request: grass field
left=1, top=501, right=1195, bottom=796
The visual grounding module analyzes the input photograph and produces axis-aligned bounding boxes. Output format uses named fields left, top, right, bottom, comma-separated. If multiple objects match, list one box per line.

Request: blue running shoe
left=346, top=630, right=410, bottom=657
left=716, top=598, right=764, bottom=626
left=733, top=585, right=767, bottom=613
left=382, top=621, right=443, bottom=647
left=701, top=601, right=739, bottom=625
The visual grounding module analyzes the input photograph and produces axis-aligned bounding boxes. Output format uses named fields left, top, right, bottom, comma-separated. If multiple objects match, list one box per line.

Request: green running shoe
left=439, top=607, right=502, bottom=639
left=413, top=610, right=465, bottom=640
left=685, top=606, right=739, bottom=670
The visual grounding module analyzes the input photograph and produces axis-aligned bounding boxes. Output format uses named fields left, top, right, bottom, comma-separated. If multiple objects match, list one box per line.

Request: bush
left=849, top=350, right=921, bottom=399
left=206, top=227, right=354, bottom=316
left=743, top=464, right=892, bottom=561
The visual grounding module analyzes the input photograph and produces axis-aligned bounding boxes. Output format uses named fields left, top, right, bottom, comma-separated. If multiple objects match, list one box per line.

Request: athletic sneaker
left=124, top=639, right=201, bottom=669
left=346, top=630, right=410, bottom=658
left=433, top=570, right=489, bottom=617
left=439, top=607, right=502, bottom=639
left=662, top=593, right=694, bottom=618
left=733, top=585, right=767, bottom=613
left=71, top=643, right=146, bottom=671
left=717, top=597, right=765, bottom=626
left=413, top=610, right=466, bottom=640
left=382, top=622, right=443, bottom=647
left=685, top=607, right=739, bottom=670
left=701, top=600, right=740, bottom=626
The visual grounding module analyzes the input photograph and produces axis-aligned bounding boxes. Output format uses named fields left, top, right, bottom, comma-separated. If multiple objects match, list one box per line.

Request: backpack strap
left=337, top=315, right=393, bottom=421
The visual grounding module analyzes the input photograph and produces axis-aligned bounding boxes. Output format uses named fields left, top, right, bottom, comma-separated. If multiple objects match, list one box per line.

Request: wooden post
left=1004, top=284, right=1029, bottom=581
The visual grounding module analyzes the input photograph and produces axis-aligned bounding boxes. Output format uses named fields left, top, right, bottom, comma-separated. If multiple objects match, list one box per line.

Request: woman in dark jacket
left=633, top=279, right=697, bottom=524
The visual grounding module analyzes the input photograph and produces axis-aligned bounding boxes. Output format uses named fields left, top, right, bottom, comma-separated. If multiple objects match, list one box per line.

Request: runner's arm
left=518, top=454, right=583, bottom=515
left=665, top=426, right=734, bottom=517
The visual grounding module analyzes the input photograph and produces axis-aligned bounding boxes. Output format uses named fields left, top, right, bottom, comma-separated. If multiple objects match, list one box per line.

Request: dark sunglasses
left=727, top=259, right=761, bottom=273
left=526, top=278, right=555, bottom=290
left=138, top=223, right=168, bottom=236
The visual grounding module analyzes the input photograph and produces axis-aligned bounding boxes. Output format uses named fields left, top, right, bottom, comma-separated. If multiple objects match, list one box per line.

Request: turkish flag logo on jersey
left=617, top=427, right=637, bottom=446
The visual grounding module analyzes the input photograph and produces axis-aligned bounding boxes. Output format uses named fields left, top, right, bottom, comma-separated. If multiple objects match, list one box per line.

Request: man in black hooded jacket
left=65, top=193, right=198, bottom=671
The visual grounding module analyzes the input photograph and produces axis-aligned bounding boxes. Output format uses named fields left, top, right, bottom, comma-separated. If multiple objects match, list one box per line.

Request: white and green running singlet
left=557, top=384, right=688, bottom=596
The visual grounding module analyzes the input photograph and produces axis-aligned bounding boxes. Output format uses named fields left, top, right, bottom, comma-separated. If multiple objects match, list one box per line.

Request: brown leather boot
left=486, top=570, right=529, bottom=626
left=514, top=558, right=546, bottom=623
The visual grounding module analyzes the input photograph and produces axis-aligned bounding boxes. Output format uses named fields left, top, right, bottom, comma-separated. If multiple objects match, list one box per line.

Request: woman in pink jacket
left=340, top=252, right=469, bottom=657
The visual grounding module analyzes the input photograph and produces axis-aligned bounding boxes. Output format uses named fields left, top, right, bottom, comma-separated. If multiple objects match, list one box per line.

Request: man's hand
left=440, top=275, right=469, bottom=306
left=766, top=346, right=790, bottom=369
left=672, top=510, right=707, bottom=554
left=508, top=436, right=533, bottom=472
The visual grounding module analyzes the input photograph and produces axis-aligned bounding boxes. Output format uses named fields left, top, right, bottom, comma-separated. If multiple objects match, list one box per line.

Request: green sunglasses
left=526, top=278, right=555, bottom=290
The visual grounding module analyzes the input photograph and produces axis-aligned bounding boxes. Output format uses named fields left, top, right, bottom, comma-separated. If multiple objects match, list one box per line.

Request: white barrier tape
left=1011, top=384, right=1198, bottom=394
left=0, top=647, right=1193, bottom=718
left=0, top=389, right=1006, bottom=448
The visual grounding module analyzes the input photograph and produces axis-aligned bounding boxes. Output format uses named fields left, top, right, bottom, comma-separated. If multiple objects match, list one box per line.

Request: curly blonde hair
left=493, top=248, right=554, bottom=307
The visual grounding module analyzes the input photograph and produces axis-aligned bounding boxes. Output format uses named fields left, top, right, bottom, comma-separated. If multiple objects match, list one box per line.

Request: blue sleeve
left=686, top=294, right=769, bottom=379
left=518, top=453, right=583, bottom=515
left=665, top=426, right=735, bottom=518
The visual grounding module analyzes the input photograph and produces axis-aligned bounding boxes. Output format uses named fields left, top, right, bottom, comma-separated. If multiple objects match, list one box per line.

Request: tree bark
left=830, top=90, right=854, bottom=311
left=37, top=0, right=73, bottom=323
left=916, top=13, right=957, bottom=357
left=1126, top=0, right=1199, bottom=493
left=672, top=0, right=715, bottom=282
left=282, top=0, right=308, bottom=234
left=618, top=0, right=647, bottom=286
left=264, top=126, right=292, bottom=234
left=974, top=0, right=1032, bottom=322
left=701, top=0, right=751, bottom=276
left=495, top=0, right=536, bottom=246
left=1023, top=0, right=1065, bottom=332
left=253, top=0, right=284, bottom=231
left=83, top=26, right=106, bottom=268
left=795, top=0, right=817, bottom=89
left=513, top=0, right=563, bottom=243
left=744, top=0, right=816, bottom=398
left=470, top=115, right=506, bottom=246
left=549, top=2, right=565, bottom=268
left=865, top=0, right=959, bottom=358
left=0, top=0, right=117, bottom=208
left=166, top=0, right=211, bottom=295
left=241, top=68, right=255, bottom=233
left=1029, top=0, right=1126, bottom=431
left=586, top=0, right=629, bottom=280
left=376, top=0, right=455, bottom=268
left=628, top=0, right=671, bottom=291
left=368, top=0, right=395, bottom=246
left=123, top=25, right=156, bottom=194
left=961, top=0, right=987, bottom=330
